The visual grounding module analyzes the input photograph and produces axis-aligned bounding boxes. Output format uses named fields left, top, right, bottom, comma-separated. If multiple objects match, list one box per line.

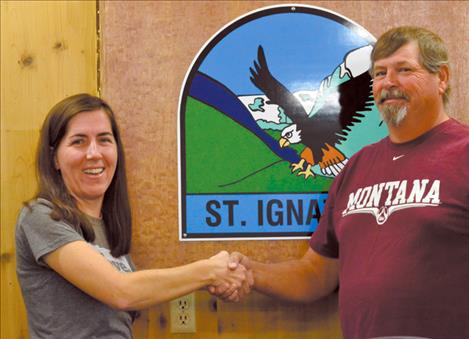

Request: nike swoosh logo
left=393, top=155, right=405, bottom=161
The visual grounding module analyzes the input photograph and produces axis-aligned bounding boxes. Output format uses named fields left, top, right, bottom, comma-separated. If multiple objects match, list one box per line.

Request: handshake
left=206, top=251, right=254, bottom=302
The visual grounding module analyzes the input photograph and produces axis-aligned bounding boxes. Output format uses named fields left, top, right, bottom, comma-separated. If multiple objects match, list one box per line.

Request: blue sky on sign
left=198, top=12, right=373, bottom=96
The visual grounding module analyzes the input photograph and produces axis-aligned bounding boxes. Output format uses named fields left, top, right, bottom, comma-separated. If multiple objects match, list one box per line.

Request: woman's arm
left=44, top=240, right=247, bottom=310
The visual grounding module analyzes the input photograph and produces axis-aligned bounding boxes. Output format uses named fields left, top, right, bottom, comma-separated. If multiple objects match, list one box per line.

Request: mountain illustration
left=184, top=72, right=333, bottom=193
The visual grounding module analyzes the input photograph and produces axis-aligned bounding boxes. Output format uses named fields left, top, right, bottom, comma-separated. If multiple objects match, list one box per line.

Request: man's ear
left=437, top=64, right=449, bottom=95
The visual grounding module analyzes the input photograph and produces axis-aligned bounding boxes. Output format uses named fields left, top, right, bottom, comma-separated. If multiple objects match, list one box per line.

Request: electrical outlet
left=170, top=293, right=196, bottom=333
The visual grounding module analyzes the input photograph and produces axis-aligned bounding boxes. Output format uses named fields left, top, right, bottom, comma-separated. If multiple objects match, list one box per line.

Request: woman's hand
left=207, top=251, right=253, bottom=302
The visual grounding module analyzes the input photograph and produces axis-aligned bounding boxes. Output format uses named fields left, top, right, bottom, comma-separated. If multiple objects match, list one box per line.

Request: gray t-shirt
left=15, top=198, right=135, bottom=339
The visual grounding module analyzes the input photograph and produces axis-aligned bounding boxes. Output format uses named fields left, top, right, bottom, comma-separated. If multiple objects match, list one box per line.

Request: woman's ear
left=54, top=153, right=60, bottom=170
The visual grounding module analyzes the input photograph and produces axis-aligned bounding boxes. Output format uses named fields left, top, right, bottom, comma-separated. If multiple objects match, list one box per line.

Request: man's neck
left=388, top=109, right=449, bottom=143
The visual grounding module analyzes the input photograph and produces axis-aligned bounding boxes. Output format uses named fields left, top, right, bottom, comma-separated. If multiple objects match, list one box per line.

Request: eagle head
left=279, top=124, right=302, bottom=148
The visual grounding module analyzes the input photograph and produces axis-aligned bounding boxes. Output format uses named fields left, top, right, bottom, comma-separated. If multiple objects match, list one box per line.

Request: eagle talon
left=291, top=159, right=306, bottom=173
left=297, top=164, right=315, bottom=179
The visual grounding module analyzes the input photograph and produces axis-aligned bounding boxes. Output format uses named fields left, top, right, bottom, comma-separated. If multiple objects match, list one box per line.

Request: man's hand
left=208, top=251, right=254, bottom=302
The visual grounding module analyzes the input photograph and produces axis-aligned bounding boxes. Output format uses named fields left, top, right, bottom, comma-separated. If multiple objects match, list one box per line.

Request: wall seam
left=96, top=0, right=101, bottom=97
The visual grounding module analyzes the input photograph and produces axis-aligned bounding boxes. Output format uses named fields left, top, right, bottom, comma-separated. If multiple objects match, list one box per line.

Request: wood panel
left=103, top=1, right=468, bottom=338
left=0, top=1, right=97, bottom=338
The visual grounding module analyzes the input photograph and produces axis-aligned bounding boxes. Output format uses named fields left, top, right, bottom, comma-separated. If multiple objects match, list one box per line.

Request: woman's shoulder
left=17, top=198, right=84, bottom=242
left=21, top=198, right=52, bottom=215
left=18, top=198, right=56, bottom=228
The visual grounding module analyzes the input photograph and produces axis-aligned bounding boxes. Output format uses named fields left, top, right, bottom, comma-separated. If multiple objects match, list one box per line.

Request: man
left=212, top=26, right=469, bottom=339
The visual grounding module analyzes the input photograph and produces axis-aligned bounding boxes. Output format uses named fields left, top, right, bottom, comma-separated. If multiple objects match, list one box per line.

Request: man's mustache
left=379, top=89, right=409, bottom=104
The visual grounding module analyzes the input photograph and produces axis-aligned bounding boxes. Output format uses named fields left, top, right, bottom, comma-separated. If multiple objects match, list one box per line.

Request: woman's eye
left=99, top=137, right=114, bottom=144
left=70, top=139, right=84, bottom=145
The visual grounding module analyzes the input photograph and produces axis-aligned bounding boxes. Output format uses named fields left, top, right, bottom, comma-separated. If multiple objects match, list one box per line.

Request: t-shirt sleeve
left=309, top=172, right=342, bottom=259
left=17, top=202, right=84, bottom=266
left=125, top=255, right=137, bottom=271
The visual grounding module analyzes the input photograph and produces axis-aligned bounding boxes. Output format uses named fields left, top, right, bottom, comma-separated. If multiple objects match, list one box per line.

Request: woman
left=15, top=93, right=250, bottom=338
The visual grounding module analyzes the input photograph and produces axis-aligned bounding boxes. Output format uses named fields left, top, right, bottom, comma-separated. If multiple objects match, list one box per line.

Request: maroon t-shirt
left=310, top=119, right=469, bottom=339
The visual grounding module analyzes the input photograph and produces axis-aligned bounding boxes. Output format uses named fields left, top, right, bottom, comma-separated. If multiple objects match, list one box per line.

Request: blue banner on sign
left=185, top=193, right=328, bottom=235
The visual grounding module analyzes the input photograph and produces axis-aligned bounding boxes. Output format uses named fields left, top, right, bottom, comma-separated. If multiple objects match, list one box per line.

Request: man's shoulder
left=441, top=118, right=469, bottom=147
left=332, top=137, right=387, bottom=186
left=349, top=137, right=388, bottom=162
left=445, top=118, right=469, bottom=135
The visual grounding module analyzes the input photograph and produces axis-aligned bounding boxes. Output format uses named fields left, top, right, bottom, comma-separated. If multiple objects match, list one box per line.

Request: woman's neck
left=75, top=197, right=103, bottom=219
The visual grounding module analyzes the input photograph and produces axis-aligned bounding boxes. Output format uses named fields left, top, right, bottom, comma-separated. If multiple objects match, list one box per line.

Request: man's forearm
left=250, top=249, right=339, bottom=303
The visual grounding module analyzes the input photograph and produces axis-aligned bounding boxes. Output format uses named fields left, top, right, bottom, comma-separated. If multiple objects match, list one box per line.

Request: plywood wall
left=2, top=1, right=468, bottom=338
left=99, top=1, right=469, bottom=338
left=0, top=1, right=97, bottom=338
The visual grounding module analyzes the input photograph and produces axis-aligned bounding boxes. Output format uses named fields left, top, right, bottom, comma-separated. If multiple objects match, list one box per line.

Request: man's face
left=372, top=41, right=444, bottom=127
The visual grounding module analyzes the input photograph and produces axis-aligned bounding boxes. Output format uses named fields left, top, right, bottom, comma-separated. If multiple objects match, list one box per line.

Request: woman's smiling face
left=54, top=109, right=118, bottom=210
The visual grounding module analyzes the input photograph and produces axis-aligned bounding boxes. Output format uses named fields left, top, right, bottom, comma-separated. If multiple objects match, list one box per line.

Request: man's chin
left=379, top=105, right=408, bottom=127
left=379, top=102, right=406, bottom=110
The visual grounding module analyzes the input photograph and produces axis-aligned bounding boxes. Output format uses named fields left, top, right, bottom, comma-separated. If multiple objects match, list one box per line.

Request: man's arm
left=216, top=247, right=338, bottom=303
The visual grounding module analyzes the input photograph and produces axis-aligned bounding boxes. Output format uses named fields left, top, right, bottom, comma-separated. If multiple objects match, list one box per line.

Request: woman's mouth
left=83, top=168, right=104, bottom=175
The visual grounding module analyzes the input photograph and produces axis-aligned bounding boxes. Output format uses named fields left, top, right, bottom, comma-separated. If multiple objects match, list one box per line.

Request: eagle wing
left=249, top=45, right=374, bottom=161
left=249, top=46, right=308, bottom=124
left=306, top=70, right=373, bottom=148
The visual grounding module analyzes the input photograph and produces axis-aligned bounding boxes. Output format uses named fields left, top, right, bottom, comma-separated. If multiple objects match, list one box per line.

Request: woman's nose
left=86, top=141, right=101, bottom=159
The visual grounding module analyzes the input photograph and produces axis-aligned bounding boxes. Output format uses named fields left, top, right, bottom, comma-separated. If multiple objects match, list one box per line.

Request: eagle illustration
left=250, top=45, right=374, bottom=178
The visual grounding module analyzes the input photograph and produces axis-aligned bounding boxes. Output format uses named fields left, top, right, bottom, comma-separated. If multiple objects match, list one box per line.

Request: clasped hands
left=207, top=251, right=253, bottom=302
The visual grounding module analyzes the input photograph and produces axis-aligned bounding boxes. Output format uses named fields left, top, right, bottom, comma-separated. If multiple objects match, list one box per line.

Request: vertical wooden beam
left=0, top=1, right=97, bottom=337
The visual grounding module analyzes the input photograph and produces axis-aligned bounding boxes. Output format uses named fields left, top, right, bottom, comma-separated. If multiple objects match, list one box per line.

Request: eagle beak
left=279, top=137, right=290, bottom=148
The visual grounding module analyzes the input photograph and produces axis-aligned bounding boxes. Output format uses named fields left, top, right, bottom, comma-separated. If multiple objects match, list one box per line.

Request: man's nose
left=382, top=69, right=398, bottom=88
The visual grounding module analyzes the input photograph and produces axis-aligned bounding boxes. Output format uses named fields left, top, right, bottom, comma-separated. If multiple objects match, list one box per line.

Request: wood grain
left=1, top=1, right=97, bottom=337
